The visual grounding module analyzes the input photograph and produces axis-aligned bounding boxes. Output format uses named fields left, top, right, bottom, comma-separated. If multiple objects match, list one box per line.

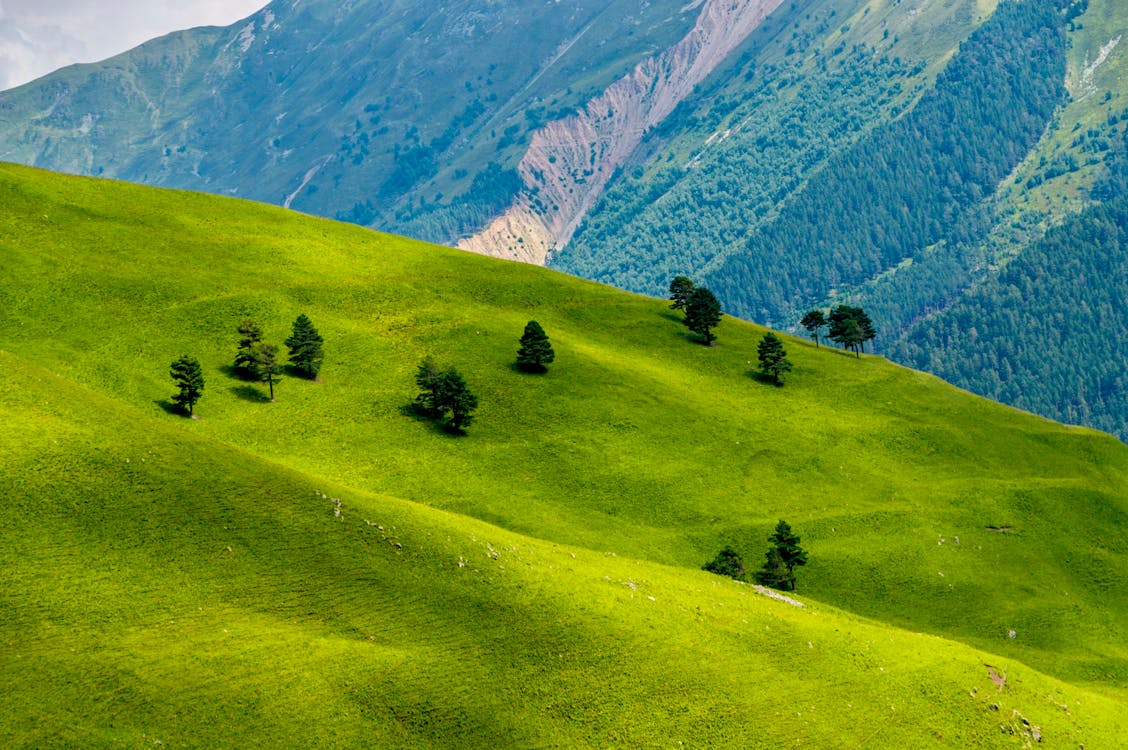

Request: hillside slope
left=6, top=350, right=1128, bottom=747
left=2, top=158, right=1128, bottom=728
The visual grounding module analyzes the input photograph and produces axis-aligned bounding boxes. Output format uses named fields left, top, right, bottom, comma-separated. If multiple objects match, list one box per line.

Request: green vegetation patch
left=1, top=163, right=1127, bottom=743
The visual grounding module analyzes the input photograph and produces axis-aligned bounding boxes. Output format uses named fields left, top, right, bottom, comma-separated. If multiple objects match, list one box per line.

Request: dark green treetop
left=828, top=305, right=876, bottom=357
left=703, top=546, right=746, bottom=581
left=436, top=369, right=478, bottom=433
left=755, top=520, right=808, bottom=592
left=757, top=332, right=793, bottom=385
left=668, top=275, right=696, bottom=312
left=285, top=313, right=325, bottom=379
left=234, top=318, right=264, bottom=377
left=516, top=320, right=555, bottom=373
left=683, top=286, right=723, bottom=345
left=250, top=342, right=283, bottom=401
left=800, top=309, right=827, bottom=347
left=414, top=356, right=442, bottom=417
left=169, top=355, right=205, bottom=417
left=413, top=359, right=478, bottom=434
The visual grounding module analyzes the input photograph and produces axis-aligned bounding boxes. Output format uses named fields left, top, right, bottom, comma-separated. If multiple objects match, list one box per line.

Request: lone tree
left=800, top=309, right=827, bottom=348
left=413, top=359, right=479, bottom=433
left=668, top=275, right=696, bottom=312
left=757, top=332, right=793, bottom=385
left=755, top=520, right=808, bottom=592
left=249, top=342, right=283, bottom=401
left=827, top=305, right=876, bottom=357
left=516, top=320, right=555, bottom=373
left=169, top=355, right=205, bottom=416
left=435, top=369, right=478, bottom=433
left=683, top=286, right=723, bottom=345
left=285, top=313, right=324, bottom=379
left=703, top=546, right=746, bottom=581
left=233, top=318, right=264, bottom=377
left=414, top=356, right=443, bottom=417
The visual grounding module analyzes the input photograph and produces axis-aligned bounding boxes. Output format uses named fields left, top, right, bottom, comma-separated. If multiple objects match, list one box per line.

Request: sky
left=0, top=0, right=267, bottom=90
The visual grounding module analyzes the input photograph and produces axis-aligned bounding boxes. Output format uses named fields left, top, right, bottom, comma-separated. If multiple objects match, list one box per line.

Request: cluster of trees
left=167, top=314, right=324, bottom=416
left=703, top=520, right=808, bottom=592
left=412, top=320, right=556, bottom=434
left=414, top=358, right=479, bottom=433
left=234, top=314, right=325, bottom=400
left=669, top=275, right=723, bottom=345
left=890, top=194, right=1128, bottom=441
left=670, top=276, right=795, bottom=384
left=800, top=306, right=876, bottom=357
left=558, top=41, right=914, bottom=300
left=170, top=314, right=556, bottom=436
left=705, top=0, right=1068, bottom=327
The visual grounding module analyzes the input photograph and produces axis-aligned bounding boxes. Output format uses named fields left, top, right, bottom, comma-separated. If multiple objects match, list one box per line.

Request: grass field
left=2, top=162, right=1127, bottom=746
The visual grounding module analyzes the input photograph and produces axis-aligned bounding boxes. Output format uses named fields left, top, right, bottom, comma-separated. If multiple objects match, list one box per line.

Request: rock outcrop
left=459, top=0, right=784, bottom=264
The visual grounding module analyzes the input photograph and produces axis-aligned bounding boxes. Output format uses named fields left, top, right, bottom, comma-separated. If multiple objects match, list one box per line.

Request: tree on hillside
left=828, top=305, right=876, bottom=357
left=436, top=369, right=478, bottom=433
left=169, top=355, right=205, bottom=417
left=683, top=286, right=723, bottom=345
left=250, top=342, right=283, bottom=401
left=800, top=309, right=827, bottom=348
left=285, top=313, right=324, bottom=379
left=414, top=356, right=442, bottom=417
left=668, top=275, right=696, bottom=312
left=703, top=546, right=746, bottom=581
left=756, top=332, right=793, bottom=385
left=233, top=318, right=264, bottom=377
left=413, top=359, right=479, bottom=433
left=516, top=320, right=555, bottom=373
left=755, top=520, right=808, bottom=592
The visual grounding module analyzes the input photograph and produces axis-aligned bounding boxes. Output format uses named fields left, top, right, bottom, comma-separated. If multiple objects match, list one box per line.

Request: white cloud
left=0, top=0, right=266, bottom=90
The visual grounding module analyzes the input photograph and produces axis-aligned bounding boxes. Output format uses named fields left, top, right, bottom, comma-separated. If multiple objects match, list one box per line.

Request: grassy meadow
left=2, top=162, right=1127, bottom=746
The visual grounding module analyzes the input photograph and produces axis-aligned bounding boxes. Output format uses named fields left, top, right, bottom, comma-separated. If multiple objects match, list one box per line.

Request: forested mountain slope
left=0, top=0, right=707, bottom=239
left=3, top=162, right=1128, bottom=746
left=3, top=0, right=1128, bottom=439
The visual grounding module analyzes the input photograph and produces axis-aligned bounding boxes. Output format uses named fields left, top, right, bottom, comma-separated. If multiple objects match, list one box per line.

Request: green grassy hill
left=2, top=162, right=1127, bottom=746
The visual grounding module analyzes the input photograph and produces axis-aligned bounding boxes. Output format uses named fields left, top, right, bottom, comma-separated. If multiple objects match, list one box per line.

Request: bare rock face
left=459, top=0, right=784, bottom=264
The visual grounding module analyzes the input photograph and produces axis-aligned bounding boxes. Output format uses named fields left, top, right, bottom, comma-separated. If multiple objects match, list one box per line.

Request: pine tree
left=683, top=286, right=723, bottom=345
left=250, top=342, right=282, bottom=401
left=754, top=548, right=790, bottom=590
left=169, top=355, right=205, bottom=417
left=755, top=520, right=808, bottom=592
left=233, top=318, right=264, bottom=377
left=414, top=356, right=442, bottom=416
left=516, top=320, right=555, bottom=373
left=828, top=305, right=877, bottom=357
left=413, top=361, right=478, bottom=433
left=703, top=546, right=746, bottom=581
left=284, top=313, right=324, bottom=379
left=668, top=275, right=696, bottom=312
left=800, top=310, right=827, bottom=347
left=757, top=332, right=793, bottom=385
left=437, top=369, right=478, bottom=433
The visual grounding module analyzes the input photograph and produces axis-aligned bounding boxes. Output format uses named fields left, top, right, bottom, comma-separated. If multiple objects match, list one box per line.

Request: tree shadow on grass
left=748, top=371, right=785, bottom=387
left=659, top=310, right=685, bottom=324
left=154, top=399, right=188, bottom=417
left=398, top=402, right=468, bottom=437
left=510, top=362, right=549, bottom=375
left=230, top=385, right=271, bottom=403
left=219, top=364, right=258, bottom=382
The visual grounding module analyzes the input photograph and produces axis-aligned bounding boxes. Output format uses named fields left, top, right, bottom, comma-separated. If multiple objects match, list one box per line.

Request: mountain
left=2, top=0, right=1128, bottom=444
left=2, top=162, right=1128, bottom=745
